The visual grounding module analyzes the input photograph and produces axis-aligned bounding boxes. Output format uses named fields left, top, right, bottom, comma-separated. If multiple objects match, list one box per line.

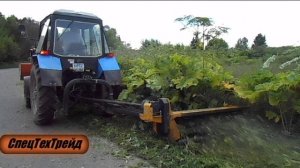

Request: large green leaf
left=268, top=92, right=282, bottom=106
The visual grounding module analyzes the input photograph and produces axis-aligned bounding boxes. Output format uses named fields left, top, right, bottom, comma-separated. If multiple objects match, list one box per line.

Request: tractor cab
left=37, top=10, right=109, bottom=57
left=21, top=10, right=121, bottom=86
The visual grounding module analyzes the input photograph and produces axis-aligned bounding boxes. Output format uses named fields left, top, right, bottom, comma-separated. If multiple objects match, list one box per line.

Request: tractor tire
left=25, top=98, right=31, bottom=108
left=30, top=64, right=57, bottom=125
left=24, top=76, right=31, bottom=108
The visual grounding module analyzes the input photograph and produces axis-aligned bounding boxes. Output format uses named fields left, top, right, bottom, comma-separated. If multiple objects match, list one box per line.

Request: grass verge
left=70, top=107, right=299, bottom=168
left=75, top=114, right=232, bottom=168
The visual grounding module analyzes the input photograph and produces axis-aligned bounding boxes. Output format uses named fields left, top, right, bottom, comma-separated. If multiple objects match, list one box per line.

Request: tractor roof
left=52, top=9, right=101, bottom=21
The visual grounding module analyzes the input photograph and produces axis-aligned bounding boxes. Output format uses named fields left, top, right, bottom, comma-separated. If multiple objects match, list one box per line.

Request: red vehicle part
left=19, top=63, right=32, bottom=80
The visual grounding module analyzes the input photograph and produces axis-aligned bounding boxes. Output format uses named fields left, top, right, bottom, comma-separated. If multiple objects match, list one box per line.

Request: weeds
left=72, top=110, right=299, bottom=168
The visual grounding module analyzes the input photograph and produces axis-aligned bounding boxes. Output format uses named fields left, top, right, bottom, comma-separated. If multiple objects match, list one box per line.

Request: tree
left=0, top=12, right=6, bottom=27
left=190, top=32, right=203, bottom=49
left=175, top=15, right=229, bottom=50
left=206, top=38, right=228, bottom=50
left=235, top=37, right=249, bottom=50
left=104, top=25, right=128, bottom=51
left=6, top=15, right=19, bottom=38
left=19, top=17, right=39, bottom=60
left=249, top=33, right=267, bottom=58
left=20, top=17, right=39, bottom=41
left=141, top=39, right=161, bottom=49
left=252, top=33, right=267, bottom=49
left=0, top=14, right=21, bottom=62
left=0, top=35, right=20, bottom=62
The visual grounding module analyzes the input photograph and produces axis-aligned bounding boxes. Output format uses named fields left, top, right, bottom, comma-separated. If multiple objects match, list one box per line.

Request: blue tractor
left=19, top=10, right=244, bottom=141
left=20, top=10, right=123, bottom=125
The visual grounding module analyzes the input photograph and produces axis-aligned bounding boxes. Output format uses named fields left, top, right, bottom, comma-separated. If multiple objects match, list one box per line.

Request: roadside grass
left=70, top=106, right=300, bottom=168
left=72, top=112, right=234, bottom=168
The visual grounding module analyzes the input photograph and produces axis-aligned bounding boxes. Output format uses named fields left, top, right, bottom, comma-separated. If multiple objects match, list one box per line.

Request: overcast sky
left=1, top=1, right=300, bottom=49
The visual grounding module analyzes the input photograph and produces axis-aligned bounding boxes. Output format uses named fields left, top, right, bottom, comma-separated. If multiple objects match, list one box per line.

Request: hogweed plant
left=262, top=54, right=277, bottom=69
left=279, top=56, right=300, bottom=69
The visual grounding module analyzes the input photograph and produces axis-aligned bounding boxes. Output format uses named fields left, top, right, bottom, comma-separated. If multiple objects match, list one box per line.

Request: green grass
left=72, top=112, right=232, bottom=168
left=69, top=107, right=300, bottom=168
left=224, top=60, right=263, bottom=78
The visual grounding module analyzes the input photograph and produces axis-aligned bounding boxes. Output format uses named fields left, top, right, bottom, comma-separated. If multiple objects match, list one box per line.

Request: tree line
left=0, top=12, right=280, bottom=63
left=141, top=15, right=268, bottom=58
left=0, top=13, right=40, bottom=62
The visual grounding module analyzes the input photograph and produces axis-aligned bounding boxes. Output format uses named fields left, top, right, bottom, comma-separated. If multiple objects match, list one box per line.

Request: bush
left=235, top=69, right=300, bottom=132
left=118, top=46, right=238, bottom=110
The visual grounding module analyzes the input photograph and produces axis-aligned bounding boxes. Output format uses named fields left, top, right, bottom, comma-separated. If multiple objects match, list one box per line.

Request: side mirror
left=18, top=25, right=26, bottom=36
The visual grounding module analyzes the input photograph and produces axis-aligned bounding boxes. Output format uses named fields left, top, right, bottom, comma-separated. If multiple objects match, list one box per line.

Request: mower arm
left=79, top=96, right=245, bottom=141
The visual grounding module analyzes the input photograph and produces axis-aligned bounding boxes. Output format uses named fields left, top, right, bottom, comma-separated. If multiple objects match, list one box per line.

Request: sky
left=0, top=1, right=300, bottom=49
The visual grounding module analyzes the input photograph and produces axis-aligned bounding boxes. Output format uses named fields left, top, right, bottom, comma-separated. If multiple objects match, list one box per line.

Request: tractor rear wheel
left=30, top=64, right=57, bottom=125
left=24, top=76, right=31, bottom=108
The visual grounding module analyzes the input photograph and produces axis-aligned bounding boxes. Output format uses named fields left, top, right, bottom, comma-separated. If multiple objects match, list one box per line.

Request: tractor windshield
left=54, top=19, right=108, bottom=57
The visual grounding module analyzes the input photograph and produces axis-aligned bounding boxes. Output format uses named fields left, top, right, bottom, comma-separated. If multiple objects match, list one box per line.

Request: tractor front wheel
left=30, top=64, right=57, bottom=125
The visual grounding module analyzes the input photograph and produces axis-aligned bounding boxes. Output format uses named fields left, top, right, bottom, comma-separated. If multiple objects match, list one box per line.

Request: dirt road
left=0, top=68, right=147, bottom=168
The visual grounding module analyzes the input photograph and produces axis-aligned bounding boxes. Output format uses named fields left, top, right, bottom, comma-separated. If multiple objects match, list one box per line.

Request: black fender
left=39, top=69, right=62, bottom=86
left=103, top=70, right=122, bottom=85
